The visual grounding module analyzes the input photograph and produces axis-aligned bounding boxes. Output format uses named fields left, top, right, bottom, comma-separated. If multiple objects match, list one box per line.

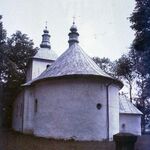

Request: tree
left=0, top=15, right=6, bottom=44
left=93, top=56, right=135, bottom=102
left=130, top=0, right=150, bottom=133
left=93, top=57, right=114, bottom=76
left=6, top=31, right=37, bottom=88
left=0, top=16, right=37, bottom=127
left=129, top=48, right=150, bottom=133
left=113, top=54, right=135, bottom=103
left=130, top=0, right=150, bottom=94
left=5, top=31, right=37, bottom=127
left=0, top=15, right=6, bottom=127
left=1, top=31, right=37, bottom=97
left=0, top=15, right=7, bottom=82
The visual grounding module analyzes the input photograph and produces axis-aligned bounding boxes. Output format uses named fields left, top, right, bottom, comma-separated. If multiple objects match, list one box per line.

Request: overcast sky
left=1, top=0, right=135, bottom=60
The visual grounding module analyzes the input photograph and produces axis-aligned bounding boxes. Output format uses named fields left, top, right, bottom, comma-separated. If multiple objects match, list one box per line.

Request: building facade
left=119, top=94, right=142, bottom=135
left=13, top=23, right=142, bottom=141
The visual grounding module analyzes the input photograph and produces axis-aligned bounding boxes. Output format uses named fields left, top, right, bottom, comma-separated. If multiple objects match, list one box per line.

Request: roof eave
left=22, top=74, right=123, bottom=88
left=120, top=112, right=143, bottom=115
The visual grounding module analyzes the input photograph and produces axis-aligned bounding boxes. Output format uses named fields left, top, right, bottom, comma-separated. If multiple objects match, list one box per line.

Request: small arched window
left=46, top=64, right=50, bottom=69
left=122, top=123, right=126, bottom=129
left=35, top=99, right=38, bottom=113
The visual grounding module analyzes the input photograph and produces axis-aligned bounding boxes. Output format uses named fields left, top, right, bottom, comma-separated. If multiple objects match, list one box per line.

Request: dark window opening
left=35, top=99, right=38, bottom=113
left=46, top=64, right=50, bottom=69
left=96, top=103, right=102, bottom=110
left=122, top=123, right=126, bottom=129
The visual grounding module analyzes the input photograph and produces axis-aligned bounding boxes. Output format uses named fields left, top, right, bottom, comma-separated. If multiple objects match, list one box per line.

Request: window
left=96, top=103, right=102, bottom=110
left=46, top=64, right=50, bottom=69
left=122, top=123, right=126, bottom=129
left=35, top=99, right=38, bottom=113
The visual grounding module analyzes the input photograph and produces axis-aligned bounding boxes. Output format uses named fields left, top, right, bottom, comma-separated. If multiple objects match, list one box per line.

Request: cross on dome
left=68, top=20, right=79, bottom=47
left=45, top=21, right=48, bottom=29
left=73, top=16, right=76, bottom=24
left=40, top=23, right=51, bottom=49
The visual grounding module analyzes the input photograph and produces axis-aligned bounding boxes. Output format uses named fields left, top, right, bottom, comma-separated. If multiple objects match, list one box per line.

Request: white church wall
left=33, top=78, right=120, bottom=141
left=119, top=114, right=141, bottom=135
left=26, top=59, right=53, bottom=82
left=31, top=59, right=52, bottom=80
left=26, top=61, right=33, bottom=82
left=23, top=88, right=35, bottom=133
left=12, top=91, right=24, bottom=132
left=108, top=85, right=120, bottom=140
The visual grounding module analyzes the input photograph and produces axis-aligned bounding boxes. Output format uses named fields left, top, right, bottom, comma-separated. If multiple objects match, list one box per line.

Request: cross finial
left=45, top=21, right=48, bottom=29
left=73, top=16, right=76, bottom=24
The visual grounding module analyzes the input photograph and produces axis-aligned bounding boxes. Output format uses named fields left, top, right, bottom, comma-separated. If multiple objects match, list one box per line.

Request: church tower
left=26, top=26, right=58, bottom=82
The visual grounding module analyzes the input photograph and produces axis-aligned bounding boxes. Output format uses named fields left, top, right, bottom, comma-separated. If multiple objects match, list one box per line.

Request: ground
left=0, top=129, right=149, bottom=150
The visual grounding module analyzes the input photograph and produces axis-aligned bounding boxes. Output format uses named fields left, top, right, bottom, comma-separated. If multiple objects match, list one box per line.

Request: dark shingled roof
left=23, top=43, right=123, bottom=87
left=119, top=95, right=142, bottom=115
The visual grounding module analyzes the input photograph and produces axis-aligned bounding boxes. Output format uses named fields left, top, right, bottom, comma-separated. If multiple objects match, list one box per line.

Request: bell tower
left=26, top=25, right=58, bottom=82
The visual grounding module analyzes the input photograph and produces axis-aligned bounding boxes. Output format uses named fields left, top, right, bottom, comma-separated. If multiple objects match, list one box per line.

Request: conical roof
left=119, top=95, right=142, bottom=115
left=24, top=43, right=123, bottom=87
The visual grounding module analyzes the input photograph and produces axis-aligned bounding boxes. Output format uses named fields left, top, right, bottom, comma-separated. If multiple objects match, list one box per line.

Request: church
left=12, top=22, right=142, bottom=141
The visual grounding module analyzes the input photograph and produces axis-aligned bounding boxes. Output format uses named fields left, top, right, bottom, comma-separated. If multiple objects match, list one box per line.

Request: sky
left=1, top=0, right=135, bottom=61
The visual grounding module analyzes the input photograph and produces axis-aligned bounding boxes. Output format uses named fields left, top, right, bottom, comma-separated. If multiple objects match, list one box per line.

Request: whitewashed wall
left=13, top=87, right=35, bottom=133
left=119, top=114, right=141, bottom=135
left=108, top=85, right=120, bottom=140
left=26, top=61, right=32, bottom=82
left=26, top=59, right=53, bottom=82
left=23, top=88, right=35, bottom=133
left=12, top=91, right=24, bottom=132
left=32, top=78, right=120, bottom=141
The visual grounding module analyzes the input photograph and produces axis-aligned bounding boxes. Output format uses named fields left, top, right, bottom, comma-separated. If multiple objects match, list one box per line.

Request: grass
left=0, top=129, right=149, bottom=150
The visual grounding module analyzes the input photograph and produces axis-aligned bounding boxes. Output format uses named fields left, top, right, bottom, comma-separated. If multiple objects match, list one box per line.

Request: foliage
left=0, top=15, right=6, bottom=44
left=0, top=31, right=37, bottom=97
left=113, top=54, right=136, bottom=102
left=93, top=57, right=114, bottom=76
left=130, top=0, right=150, bottom=133
left=0, top=15, right=37, bottom=127
left=130, top=0, right=150, bottom=93
left=6, top=31, right=37, bottom=87
left=93, top=55, right=136, bottom=103
left=0, top=15, right=7, bottom=82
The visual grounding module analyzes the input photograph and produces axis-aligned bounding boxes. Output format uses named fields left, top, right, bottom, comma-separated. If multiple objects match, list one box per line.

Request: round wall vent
left=96, top=103, right=102, bottom=110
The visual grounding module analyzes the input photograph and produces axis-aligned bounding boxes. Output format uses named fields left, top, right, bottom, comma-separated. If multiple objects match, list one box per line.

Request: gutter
left=106, top=83, right=112, bottom=140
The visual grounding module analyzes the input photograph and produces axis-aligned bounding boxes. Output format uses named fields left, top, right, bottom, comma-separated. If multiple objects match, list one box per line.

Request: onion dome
left=40, top=26, right=51, bottom=49
left=68, top=22, right=79, bottom=47
left=33, top=26, right=57, bottom=61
